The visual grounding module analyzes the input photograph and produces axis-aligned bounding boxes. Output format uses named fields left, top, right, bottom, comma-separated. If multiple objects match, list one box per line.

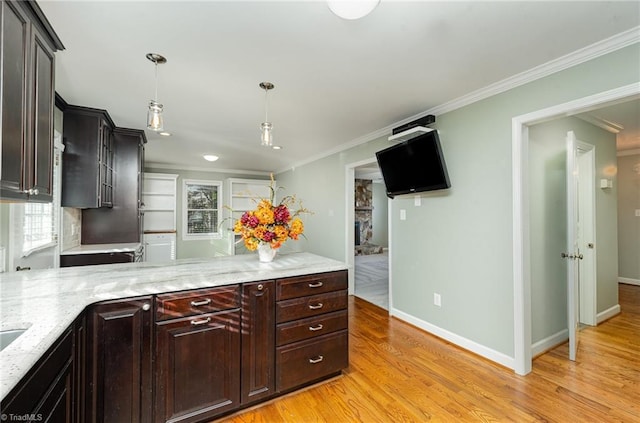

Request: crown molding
left=276, top=26, right=640, bottom=175
left=145, top=162, right=272, bottom=176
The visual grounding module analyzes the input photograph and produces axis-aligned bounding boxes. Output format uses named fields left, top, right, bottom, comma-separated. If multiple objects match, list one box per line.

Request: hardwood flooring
left=216, top=283, right=640, bottom=422
left=354, top=252, right=388, bottom=310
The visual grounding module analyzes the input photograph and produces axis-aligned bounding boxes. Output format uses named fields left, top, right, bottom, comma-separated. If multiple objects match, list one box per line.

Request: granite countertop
left=0, top=252, right=347, bottom=401
left=59, top=242, right=142, bottom=255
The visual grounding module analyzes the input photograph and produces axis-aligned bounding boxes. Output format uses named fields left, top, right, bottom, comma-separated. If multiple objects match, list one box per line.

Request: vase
left=257, top=243, right=277, bottom=262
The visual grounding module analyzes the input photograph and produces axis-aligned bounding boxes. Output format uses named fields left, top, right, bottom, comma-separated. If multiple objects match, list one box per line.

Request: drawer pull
left=309, top=324, right=324, bottom=331
left=190, top=298, right=212, bottom=307
left=309, top=355, right=324, bottom=364
left=190, top=317, right=211, bottom=326
left=308, top=303, right=324, bottom=310
left=308, top=281, right=324, bottom=288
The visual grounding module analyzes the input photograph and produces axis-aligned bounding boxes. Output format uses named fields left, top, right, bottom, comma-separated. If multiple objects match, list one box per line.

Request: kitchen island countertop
left=0, top=252, right=347, bottom=401
left=59, top=242, right=142, bottom=255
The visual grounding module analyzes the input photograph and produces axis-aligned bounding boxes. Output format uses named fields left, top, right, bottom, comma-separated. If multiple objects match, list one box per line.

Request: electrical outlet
left=433, top=293, right=441, bottom=307
left=400, top=209, right=406, bottom=220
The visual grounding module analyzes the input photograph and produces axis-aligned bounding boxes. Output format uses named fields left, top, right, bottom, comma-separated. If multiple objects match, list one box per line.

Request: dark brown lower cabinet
left=0, top=327, right=73, bottom=422
left=86, top=296, right=153, bottom=423
left=241, top=280, right=275, bottom=405
left=154, top=310, right=241, bottom=423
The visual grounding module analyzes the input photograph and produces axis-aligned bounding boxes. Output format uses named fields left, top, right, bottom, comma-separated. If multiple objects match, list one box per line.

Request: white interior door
left=565, top=131, right=580, bottom=361
left=577, top=145, right=597, bottom=326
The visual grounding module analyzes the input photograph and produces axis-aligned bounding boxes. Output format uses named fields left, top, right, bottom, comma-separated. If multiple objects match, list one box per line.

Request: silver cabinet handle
left=191, top=317, right=211, bottom=326
left=190, top=299, right=211, bottom=307
left=309, top=324, right=324, bottom=331
left=308, top=281, right=323, bottom=288
left=142, top=303, right=151, bottom=311
left=309, top=355, right=324, bottom=364
left=308, top=303, right=323, bottom=310
left=22, top=188, right=39, bottom=195
left=257, top=284, right=264, bottom=291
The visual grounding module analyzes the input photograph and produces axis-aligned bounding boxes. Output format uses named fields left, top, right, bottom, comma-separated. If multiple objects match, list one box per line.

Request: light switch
left=635, top=209, right=640, bottom=217
left=414, top=195, right=421, bottom=207
left=400, top=209, right=406, bottom=220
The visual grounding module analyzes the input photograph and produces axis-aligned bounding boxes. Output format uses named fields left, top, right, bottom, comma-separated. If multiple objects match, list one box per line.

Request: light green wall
left=145, top=167, right=269, bottom=259
left=0, top=203, right=9, bottom=272
left=277, top=43, right=640, bottom=359
left=529, top=117, right=618, bottom=343
left=617, top=153, right=640, bottom=281
left=371, top=182, right=388, bottom=248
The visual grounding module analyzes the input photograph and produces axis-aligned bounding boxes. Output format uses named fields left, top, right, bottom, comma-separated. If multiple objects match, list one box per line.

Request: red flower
left=274, top=205, right=290, bottom=223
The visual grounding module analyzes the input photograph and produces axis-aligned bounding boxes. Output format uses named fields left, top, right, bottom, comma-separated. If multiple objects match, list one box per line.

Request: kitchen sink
left=0, top=329, right=27, bottom=352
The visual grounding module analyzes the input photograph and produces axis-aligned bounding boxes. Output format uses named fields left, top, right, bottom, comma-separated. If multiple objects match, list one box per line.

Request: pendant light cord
left=154, top=62, right=159, bottom=102
left=264, top=88, right=269, bottom=122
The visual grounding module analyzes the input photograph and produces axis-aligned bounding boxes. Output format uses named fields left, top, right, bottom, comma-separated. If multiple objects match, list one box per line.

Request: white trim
left=597, top=304, right=621, bottom=324
left=276, top=26, right=640, bottom=175
left=531, top=329, right=568, bottom=358
left=391, top=308, right=515, bottom=370
left=146, top=162, right=272, bottom=176
left=512, top=82, right=640, bottom=376
left=619, top=277, right=640, bottom=286
left=617, top=148, right=640, bottom=157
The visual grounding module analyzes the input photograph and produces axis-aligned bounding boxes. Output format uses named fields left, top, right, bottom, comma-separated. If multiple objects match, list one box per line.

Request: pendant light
left=146, top=53, right=167, bottom=131
left=259, top=82, right=274, bottom=147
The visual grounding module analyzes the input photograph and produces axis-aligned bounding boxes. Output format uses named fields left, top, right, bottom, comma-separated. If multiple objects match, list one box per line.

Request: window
left=23, top=202, right=55, bottom=253
left=182, top=179, right=222, bottom=240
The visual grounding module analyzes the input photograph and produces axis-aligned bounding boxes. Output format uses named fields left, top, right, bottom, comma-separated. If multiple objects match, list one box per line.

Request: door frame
left=345, top=158, right=392, bottom=309
left=511, top=82, right=639, bottom=375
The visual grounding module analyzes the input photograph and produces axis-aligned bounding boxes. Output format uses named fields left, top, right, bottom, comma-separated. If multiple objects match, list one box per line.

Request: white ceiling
left=39, top=1, right=640, bottom=174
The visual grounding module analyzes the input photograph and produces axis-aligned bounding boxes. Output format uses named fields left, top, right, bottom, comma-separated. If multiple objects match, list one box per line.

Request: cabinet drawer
left=276, top=290, right=347, bottom=323
left=277, top=271, right=347, bottom=301
left=276, top=310, right=348, bottom=346
left=156, top=285, right=240, bottom=321
left=276, top=330, right=348, bottom=393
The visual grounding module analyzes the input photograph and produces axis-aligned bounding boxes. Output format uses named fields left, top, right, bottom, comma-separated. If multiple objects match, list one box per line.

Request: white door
left=576, top=146, right=597, bottom=326
left=565, top=131, right=580, bottom=361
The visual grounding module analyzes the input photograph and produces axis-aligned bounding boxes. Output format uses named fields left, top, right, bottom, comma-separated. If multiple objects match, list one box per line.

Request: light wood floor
left=217, top=284, right=640, bottom=422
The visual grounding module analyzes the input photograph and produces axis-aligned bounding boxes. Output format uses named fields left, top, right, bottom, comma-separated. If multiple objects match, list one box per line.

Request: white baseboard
left=619, top=277, right=640, bottom=286
left=390, top=308, right=515, bottom=370
left=597, top=304, right=621, bottom=324
left=531, top=329, right=568, bottom=357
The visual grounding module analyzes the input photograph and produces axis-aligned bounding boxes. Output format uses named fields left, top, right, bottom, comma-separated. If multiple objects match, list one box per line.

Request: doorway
left=345, top=159, right=390, bottom=311
left=512, top=82, right=639, bottom=375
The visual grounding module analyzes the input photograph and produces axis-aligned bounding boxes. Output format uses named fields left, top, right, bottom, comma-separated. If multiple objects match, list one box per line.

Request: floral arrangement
left=233, top=176, right=310, bottom=251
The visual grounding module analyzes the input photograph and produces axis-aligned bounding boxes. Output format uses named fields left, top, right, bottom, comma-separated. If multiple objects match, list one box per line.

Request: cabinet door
left=99, top=120, right=114, bottom=207
left=86, top=297, right=153, bottom=423
left=0, top=0, right=29, bottom=199
left=155, top=310, right=241, bottom=423
left=0, top=328, right=73, bottom=421
left=241, top=280, right=275, bottom=404
left=27, top=22, right=55, bottom=202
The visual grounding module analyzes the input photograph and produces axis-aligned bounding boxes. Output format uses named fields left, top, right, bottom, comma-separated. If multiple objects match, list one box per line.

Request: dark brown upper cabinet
left=61, top=105, right=116, bottom=208
left=0, top=0, right=64, bottom=202
left=81, top=127, right=146, bottom=244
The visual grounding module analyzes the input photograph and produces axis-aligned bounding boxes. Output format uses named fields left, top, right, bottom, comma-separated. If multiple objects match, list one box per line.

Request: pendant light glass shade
left=147, top=100, right=164, bottom=131
left=259, top=82, right=274, bottom=147
left=146, top=53, right=167, bottom=131
left=260, top=122, right=273, bottom=147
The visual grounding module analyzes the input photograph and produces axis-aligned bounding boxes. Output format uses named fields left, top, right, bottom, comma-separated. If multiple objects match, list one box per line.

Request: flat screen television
left=375, top=130, right=450, bottom=199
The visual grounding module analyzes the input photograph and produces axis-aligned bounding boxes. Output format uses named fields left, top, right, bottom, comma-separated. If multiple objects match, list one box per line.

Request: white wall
left=277, top=43, right=640, bottom=365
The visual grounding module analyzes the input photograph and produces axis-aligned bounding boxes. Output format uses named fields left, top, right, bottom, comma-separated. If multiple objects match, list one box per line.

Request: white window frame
left=182, top=179, right=223, bottom=241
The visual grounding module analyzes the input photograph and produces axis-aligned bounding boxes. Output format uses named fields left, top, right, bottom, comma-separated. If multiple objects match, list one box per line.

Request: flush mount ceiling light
left=159, top=131, right=171, bottom=137
left=146, top=53, right=167, bottom=131
left=259, top=82, right=274, bottom=147
left=327, top=0, right=380, bottom=20
left=203, top=154, right=219, bottom=162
